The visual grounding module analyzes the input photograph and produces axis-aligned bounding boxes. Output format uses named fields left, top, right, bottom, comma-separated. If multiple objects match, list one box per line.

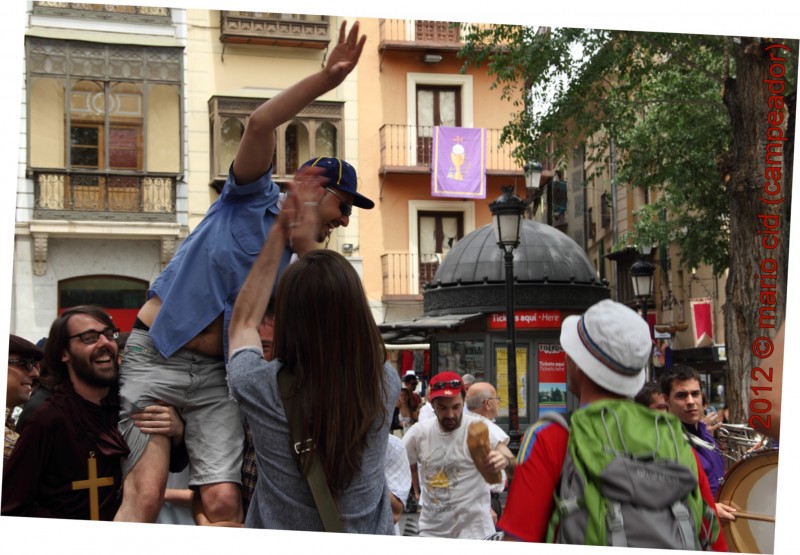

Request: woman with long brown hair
left=227, top=166, right=400, bottom=533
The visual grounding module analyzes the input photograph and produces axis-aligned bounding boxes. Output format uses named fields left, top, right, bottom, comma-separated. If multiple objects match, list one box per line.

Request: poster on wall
left=538, top=344, right=567, bottom=414
left=495, top=346, right=527, bottom=419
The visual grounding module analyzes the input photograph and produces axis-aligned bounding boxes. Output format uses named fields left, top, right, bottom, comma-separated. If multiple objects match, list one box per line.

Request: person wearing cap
left=418, top=372, right=475, bottom=423
left=5, top=334, right=44, bottom=462
left=402, top=371, right=511, bottom=539
left=113, top=21, right=372, bottom=525
left=497, top=299, right=727, bottom=550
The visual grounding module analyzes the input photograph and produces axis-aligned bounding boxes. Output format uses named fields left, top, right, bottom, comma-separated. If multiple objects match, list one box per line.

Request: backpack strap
left=538, top=410, right=570, bottom=431
left=670, top=500, right=697, bottom=550
left=278, top=367, right=343, bottom=533
left=607, top=501, right=628, bottom=547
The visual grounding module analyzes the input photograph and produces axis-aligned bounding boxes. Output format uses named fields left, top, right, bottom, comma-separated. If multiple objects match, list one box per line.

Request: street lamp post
left=489, top=185, right=525, bottom=453
left=524, top=161, right=543, bottom=197
left=630, top=247, right=655, bottom=380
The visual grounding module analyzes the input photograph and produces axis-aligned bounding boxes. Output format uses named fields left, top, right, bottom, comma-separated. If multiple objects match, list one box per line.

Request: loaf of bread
left=467, top=420, right=502, bottom=484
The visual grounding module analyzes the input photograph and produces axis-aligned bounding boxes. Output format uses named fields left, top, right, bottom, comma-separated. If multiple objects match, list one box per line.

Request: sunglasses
left=324, top=187, right=353, bottom=217
left=8, top=358, right=40, bottom=372
left=68, top=327, right=120, bottom=345
left=431, top=379, right=462, bottom=391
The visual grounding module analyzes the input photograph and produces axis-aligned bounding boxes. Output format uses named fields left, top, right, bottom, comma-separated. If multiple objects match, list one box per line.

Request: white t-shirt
left=418, top=401, right=435, bottom=422
left=402, top=413, right=497, bottom=539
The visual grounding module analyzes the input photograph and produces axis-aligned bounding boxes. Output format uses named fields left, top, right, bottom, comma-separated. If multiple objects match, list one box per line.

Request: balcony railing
left=32, top=170, right=176, bottom=222
left=379, top=19, right=462, bottom=46
left=380, top=124, right=521, bottom=173
left=382, top=251, right=441, bottom=299
left=220, top=11, right=330, bottom=48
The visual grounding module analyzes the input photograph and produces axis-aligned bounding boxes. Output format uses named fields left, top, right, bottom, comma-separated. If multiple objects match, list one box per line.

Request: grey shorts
left=118, top=328, right=244, bottom=487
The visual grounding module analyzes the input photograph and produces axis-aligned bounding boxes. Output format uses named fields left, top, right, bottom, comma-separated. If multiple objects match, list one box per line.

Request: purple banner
left=431, top=126, right=486, bottom=199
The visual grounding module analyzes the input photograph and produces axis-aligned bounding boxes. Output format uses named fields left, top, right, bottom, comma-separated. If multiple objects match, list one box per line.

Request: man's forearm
left=233, top=21, right=365, bottom=185
left=233, top=71, right=335, bottom=184
left=410, top=464, right=420, bottom=499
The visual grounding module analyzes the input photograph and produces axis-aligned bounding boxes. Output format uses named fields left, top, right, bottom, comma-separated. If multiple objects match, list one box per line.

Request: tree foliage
left=458, top=25, right=795, bottom=275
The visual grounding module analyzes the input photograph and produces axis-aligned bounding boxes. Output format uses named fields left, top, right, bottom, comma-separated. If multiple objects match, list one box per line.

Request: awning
left=671, top=345, right=727, bottom=372
left=604, top=246, right=637, bottom=261
left=379, top=313, right=484, bottom=345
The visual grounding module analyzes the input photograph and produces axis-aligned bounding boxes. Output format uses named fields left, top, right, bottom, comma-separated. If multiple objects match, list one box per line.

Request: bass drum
left=716, top=449, right=778, bottom=553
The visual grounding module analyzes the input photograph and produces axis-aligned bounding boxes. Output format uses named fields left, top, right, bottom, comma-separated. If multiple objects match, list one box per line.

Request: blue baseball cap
left=300, top=157, right=375, bottom=209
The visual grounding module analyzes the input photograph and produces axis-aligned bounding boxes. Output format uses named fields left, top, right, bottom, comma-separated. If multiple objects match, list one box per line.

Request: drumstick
left=729, top=511, right=776, bottom=523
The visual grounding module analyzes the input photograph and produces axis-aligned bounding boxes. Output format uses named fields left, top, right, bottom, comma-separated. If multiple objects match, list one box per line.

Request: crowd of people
left=1, top=19, right=780, bottom=550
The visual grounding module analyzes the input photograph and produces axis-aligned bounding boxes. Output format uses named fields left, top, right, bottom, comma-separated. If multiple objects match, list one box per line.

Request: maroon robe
left=1, top=382, right=129, bottom=521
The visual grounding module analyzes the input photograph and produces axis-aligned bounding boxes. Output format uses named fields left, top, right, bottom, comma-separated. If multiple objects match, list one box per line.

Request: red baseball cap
left=428, top=372, right=464, bottom=401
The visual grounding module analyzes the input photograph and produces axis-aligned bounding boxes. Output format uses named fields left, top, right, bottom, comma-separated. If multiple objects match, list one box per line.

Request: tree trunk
left=722, top=38, right=793, bottom=425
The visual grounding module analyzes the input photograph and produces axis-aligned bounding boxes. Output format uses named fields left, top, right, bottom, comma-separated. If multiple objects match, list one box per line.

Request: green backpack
left=544, top=399, right=720, bottom=550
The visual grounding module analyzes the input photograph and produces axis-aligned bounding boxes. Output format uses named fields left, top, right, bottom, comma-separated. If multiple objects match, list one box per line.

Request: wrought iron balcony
left=32, top=170, right=176, bottom=222
left=220, top=11, right=330, bottom=48
left=382, top=251, right=442, bottom=300
left=379, top=19, right=463, bottom=50
left=379, top=124, right=522, bottom=174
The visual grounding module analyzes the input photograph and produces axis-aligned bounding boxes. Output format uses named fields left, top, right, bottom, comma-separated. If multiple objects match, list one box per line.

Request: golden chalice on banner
left=448, top=144, right=466, bottom=180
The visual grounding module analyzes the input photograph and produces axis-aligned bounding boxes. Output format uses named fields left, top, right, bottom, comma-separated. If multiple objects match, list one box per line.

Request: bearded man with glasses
left=402, top=372, right=512, bottom=539
left=2, top=306, right=185, bottom=521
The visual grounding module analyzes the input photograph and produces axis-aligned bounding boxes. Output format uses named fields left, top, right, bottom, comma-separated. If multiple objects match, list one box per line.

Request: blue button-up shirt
left=149, top=166, right=292, bottom=361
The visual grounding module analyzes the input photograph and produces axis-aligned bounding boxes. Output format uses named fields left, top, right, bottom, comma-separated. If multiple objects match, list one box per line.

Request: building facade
left=13, top=3, right=188, bottom=339
left=11, top=6, right=362, bottom=339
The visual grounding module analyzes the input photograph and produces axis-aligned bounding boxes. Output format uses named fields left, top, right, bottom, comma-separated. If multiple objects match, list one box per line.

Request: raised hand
left=281, top=165, right=327, bottom=255
left=322, top=20, right=367, bottom=90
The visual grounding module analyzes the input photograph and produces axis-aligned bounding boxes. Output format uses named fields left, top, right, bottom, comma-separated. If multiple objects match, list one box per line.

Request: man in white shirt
left=403, top=372, right=511, bottom=539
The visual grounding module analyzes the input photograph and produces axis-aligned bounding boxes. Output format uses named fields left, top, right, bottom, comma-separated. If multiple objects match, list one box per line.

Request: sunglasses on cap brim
left=431, top=379, right=462, bottom=391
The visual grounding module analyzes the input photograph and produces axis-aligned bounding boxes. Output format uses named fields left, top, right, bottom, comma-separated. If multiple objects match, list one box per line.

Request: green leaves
left=458, top=26, right=742, bottom=273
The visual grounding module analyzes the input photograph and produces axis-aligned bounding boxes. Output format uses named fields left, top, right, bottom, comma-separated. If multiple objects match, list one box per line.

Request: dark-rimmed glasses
left=324, top=187, right=353, bottom=217
left=68, top=327, right=120, bottom=345
left=8, top=358, right=39, bottom=372
left=431, top=379, right=462, bottom=391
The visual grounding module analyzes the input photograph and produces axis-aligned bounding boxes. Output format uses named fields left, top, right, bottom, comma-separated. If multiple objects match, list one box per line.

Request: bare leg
left=114, top=435, right=170, bottom=522
left=196, top=482, right=243, bottom=525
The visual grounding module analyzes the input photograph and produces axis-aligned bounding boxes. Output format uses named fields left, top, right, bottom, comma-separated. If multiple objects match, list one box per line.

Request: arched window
left=220, top=117, right=245, bottom=174
left=315, top=122, right=338, bottom=158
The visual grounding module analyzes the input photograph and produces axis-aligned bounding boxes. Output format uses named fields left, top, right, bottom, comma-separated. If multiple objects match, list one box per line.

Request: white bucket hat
left=560, top=299, right=651, bottom=398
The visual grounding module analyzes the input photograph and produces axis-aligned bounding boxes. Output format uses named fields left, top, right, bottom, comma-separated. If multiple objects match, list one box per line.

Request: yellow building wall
left=185, top=10, right=360, bottom=241
left=146, top=84, right=181, bottom=173
left=29, top=78, right=65, bottom=168
left=356, top=18, right=386, bottom=307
